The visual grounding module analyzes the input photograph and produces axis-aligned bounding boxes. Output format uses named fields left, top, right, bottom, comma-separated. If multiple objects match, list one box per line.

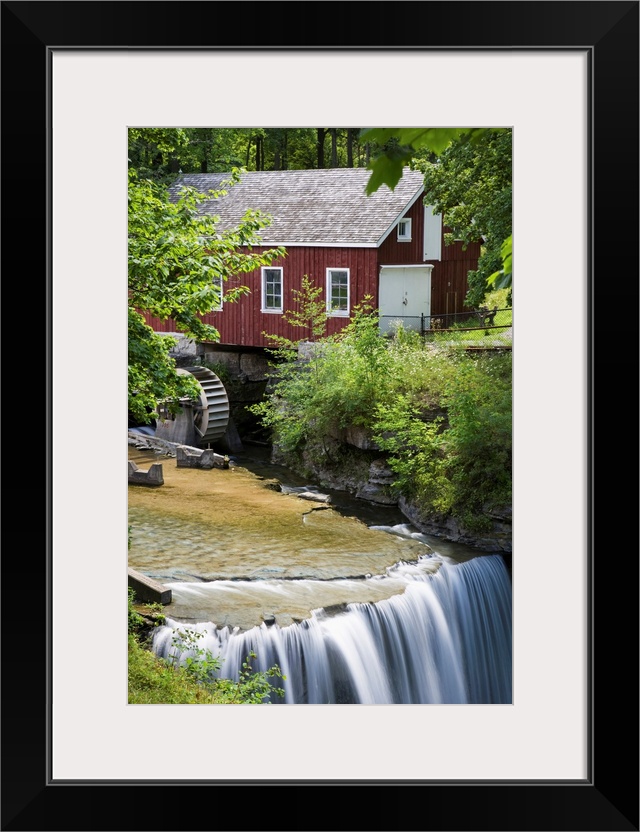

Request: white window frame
left=397, top=217, right=412, bottom=241
left=211, top=275, right=223, bottom=311
left=261, top=266, right=283, bottom=313
left=326, top=268, right=350, bottom=317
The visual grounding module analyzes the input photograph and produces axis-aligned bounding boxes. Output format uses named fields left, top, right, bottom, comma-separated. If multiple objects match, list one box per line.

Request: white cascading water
left=152, top=553, right=512, bottom=704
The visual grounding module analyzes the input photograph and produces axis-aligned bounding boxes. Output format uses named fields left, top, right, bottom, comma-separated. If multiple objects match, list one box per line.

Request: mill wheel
left=177, top=366, right=230, bottom=447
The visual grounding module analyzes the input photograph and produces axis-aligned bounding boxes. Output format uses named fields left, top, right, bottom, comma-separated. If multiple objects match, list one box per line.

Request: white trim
left=326, top=267, right=350, bottom=317
left=423, top=204, right=442, bottom=261
left=261, top=266, right=283, bottom=313
left=256, top=240, right=379, bottom=248
left=375, top=187, right=424, bottom=246
left=380, top=263, right=435, bottom=270
left=397, top=217, right=412, bottom=241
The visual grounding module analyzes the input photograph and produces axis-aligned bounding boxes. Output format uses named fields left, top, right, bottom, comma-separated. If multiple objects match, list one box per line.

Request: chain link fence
left=379, top=308, right=513, bottom=349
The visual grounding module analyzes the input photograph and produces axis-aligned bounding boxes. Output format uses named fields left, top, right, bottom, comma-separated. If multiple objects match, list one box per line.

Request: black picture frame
left=2, top=2, right=638, bottom=830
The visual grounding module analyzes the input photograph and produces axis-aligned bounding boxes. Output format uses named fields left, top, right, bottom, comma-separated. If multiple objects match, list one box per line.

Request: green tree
left=252, top=301, right=511, bottom=530
left=128, top=167, right=286, bottom=423
left=129, top=127, right=252, bottom=178
left=415, top=129, right=512, bottom=307
left=128, top=127, right=190, bottom=180
left=251, top=297, right=389, bottom=457
left=179, top=128, right=248, bottom=173
left=261, top=273, right=328, bottom=349
left=359, top=128, right=512, bottom=303
left=131, top=128, right=375, bottom=176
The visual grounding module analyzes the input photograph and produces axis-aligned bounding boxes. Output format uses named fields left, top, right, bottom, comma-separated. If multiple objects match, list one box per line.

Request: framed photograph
left=3, top=1, right=637, bottom=830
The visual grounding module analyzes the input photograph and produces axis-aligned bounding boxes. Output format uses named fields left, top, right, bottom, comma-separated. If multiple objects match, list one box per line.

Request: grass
left=425, top=289, right=513, bottom=347
left=127, top=589, right=285, bottom=704
left=128, top=588, right=223, bottom=704
left=128, top=633, right=224, bottom=704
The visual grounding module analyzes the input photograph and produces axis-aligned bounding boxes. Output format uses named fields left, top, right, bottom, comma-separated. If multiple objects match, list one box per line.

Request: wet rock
left=297, top=491, right=332, bottom=504
left=344, top=425, right=381, bottom=451
left=398, top=496, right=512, bottom=554
left=355, top=483, right=397, bottom=505
left=215, top=417, right=244, bottom=455
left=356, top=458, right=398, bottom=505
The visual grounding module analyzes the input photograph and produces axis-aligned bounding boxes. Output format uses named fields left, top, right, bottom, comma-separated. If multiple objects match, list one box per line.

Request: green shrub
left=128, top=634, right=222, bottom=704
left=375, top=350, right=511, bottom=528
left=251, top=297, right=391, bottom=452
left=128, top=602, right=286, bottom=704
left=128, top=586, right=144, bottom=634
left=201, top=360, right=231, bottom=384
left=253, top=289, right=512, bottom=532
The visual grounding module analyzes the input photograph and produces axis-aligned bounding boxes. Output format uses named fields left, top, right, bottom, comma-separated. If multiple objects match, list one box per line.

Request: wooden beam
left=128, top=567, right=172, bottom=605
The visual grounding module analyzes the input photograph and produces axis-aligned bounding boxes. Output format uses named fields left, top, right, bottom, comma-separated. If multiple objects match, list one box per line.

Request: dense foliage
left=128, top=127, right=379, bottom=180
left=128, top=588, right=285, bottom=704
left=127, top=167, right=285, bottom=422
left=416, top=129, right=512, bottom=307
left=360, top=127, right=512, bottom=305
left=251, top=286, right=511, bottom=532
left=127, top=126, right=512, bottom=421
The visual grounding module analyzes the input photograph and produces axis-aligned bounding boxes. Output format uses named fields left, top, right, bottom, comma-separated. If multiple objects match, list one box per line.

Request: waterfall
left=152, top=554, right=512, bottom=705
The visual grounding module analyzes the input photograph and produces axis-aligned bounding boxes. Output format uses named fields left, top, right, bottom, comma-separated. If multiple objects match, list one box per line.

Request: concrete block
left=176, top=445, right=215, bottom=469
left=176, top=445, right=229, bottom=469
left=128, top=460, right=164, bottom=486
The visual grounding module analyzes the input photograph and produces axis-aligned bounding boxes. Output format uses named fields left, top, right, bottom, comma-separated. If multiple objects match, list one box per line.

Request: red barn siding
left=377, top=201, right=482, bottom=319
left=440, top=233, right=482, bottom=262
left=428, top=260, right=474, bottom=320
left=138, top=197, right=483, bottom=345
left=378, top=196, right=425, bottom=265
left=427, top=235, right=481, bottom=318
left=141, top=246, right=379, bottom=348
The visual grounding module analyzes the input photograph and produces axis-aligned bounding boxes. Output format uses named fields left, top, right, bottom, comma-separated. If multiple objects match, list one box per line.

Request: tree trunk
left=256, top=135, right=264, bottom=170
left=347, top=129, right=355, bottom=167
left=330, top=128, right=338, bottom=167
left=316, top=128, right=327, bottom=168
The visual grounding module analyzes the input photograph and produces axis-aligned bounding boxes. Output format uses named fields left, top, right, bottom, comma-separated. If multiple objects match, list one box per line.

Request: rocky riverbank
left=270, top=425, right=512, bottom=556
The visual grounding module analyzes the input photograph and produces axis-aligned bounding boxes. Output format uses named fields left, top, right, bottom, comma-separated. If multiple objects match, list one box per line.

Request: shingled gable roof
left=168, top=167, right=425, bottom=248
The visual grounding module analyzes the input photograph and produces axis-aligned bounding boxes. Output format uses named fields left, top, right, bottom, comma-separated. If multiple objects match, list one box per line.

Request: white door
left=378, top=266, right=432, bottom=334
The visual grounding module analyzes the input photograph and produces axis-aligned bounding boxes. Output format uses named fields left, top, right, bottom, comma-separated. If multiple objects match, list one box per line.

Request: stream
left=128, top=441, right=512, bottom=704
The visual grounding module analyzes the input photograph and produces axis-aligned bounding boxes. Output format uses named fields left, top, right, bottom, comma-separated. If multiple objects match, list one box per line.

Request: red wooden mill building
left=141, top=167, right=481, bottom=348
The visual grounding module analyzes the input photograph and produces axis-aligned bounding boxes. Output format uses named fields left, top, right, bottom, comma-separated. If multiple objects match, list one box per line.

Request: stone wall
left=199, top=347, right=273, bottom=442
left=271, top=425, right=512, bottom=555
